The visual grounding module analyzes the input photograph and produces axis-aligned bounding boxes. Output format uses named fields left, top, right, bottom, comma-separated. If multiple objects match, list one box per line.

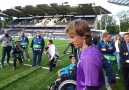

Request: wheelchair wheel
left=58, top=80, right=76, bottom=90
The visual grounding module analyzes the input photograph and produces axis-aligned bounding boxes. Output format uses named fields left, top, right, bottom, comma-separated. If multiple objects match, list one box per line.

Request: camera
left=12, top=40, right=18, bottom=48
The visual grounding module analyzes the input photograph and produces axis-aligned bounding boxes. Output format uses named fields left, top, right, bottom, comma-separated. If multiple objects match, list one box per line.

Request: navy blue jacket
left=30, top=36, right=45, bottom=52
left=97, top=39, right=116, bottom=55
left=19, top=36, right=29, bottom=48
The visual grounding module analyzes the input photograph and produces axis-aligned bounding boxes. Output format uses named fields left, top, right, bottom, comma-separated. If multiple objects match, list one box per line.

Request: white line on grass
left=23, top=64, right=32, bottom=67
left=56, top=44, right=68, bottom=48
left=42, top=67, right=49, bottom=69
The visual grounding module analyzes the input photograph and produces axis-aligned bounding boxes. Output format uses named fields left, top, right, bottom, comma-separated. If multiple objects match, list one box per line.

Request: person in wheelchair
left=57, top=55, right=76, bottom=79
left=49, top=55, right=76, bottom=90
left=11, top=40, right=23, bottom=70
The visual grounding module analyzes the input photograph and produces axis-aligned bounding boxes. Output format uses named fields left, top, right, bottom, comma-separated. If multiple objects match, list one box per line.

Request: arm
left=11, top=47, right=14, bottom=54
left=106, top=42, right=116, bottom=53
left=97, top=41, right=101, bottom=50
left=30, top=38, right=34, bottom=51
left=30, top=38, right=33, bottom=48
left=18, top=37, right=21, bottom=41
left=42, top=38, right=45, bottom=49
left=120, top=44, right=124, bottom=59
left=10, top=36, right=12, bottom=42
left=49, top=45, right=56, bottom=60
left=17, top=45, right=23, bottom=52
left=82, top=56, right=102, bottom=87
left=61, top=65, right=71, bottom=71
left=0, top=36, right=3, bottom=43
left=27, top=37, right=29, bottom=44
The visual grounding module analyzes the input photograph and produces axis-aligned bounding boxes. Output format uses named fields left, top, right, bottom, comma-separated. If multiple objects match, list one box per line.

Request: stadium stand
left=0, top=3, right=111, bottom=39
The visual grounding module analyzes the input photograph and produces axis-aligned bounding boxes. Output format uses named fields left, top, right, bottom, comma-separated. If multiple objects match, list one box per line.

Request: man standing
left=120, top=33, right=129, bottom=90
left=0, top=29, right=12, bottom=68
left=30, top=32, right=45, bottom=66
left=45, top=40, right=56, bottom=72
left=98, top=32, right=116, bottom=66
left=19, top=31, right=30, bottom=61
left=97, top=32, right=116, bottom=90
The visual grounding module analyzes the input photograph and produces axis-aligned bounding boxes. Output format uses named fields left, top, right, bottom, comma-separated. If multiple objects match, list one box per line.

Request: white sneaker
left=116, top=76, right=120, bottom=79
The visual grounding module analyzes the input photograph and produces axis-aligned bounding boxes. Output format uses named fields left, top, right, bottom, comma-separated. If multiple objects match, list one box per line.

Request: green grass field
left=0, top=38, right=125, bottom=90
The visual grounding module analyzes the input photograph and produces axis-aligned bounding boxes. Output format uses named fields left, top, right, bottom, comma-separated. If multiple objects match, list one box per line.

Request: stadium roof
left=108, top=0, right=129, bottom=6
left=0, top=3, right=111, bottom=17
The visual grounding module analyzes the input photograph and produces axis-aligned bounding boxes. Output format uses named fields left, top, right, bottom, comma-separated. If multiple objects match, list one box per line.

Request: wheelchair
left=48, top=68, right=76, bottom=90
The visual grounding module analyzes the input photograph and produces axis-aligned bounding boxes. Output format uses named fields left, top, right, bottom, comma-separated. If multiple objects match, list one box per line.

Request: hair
left=65, top=19, right=92, bottom=45
left=114, top=34, right=121, bottom=42
left=103, top=32, right=110, bottom=38
left=49, top=40, right=53, bottom=44
left=124, top=33, right=129, bottom=36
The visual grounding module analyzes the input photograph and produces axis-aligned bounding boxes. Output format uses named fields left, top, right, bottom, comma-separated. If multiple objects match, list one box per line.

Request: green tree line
left=97, top=10, right=129, bottom=34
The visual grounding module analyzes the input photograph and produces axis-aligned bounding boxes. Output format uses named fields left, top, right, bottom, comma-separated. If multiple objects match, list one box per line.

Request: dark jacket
left=97, top=39, right=116, bottom=55
left=120, top=43, right=129, bottom=66
left=30, top=36, right=45, bottom=52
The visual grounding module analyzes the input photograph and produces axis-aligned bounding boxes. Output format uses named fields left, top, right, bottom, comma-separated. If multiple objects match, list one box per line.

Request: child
left=11, top=40, right=23, bottom=70
left=49, top=55, right=76, bottom=90
left=57, top=55, right=76, bottom=78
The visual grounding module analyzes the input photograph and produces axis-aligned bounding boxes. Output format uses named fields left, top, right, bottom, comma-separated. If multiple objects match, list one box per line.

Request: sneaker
left=56, top=78, right=61, bottom=82
left=47, top=86, right=50, bottom=89
left=31, top=65, right=35, bottom=67
left=12, top=67, right=16, bottom=70
left=49, top=71, right=53, bottom=73
left=116, top=76, right=120, bottom=79
left=47, top=86, right=53, bottom=90
left=1, top=65, right=4, bottom=68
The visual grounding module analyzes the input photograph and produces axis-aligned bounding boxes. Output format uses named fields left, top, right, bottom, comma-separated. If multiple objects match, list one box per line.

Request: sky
left=0, top=0, right=128, bottom=15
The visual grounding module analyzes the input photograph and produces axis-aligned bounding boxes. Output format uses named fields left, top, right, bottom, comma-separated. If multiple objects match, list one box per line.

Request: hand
left=11, top=50, right=14, bottom=54
left=57, top=69, right=61, bottom=76
left=101, top=48, right=106, bottom=51
left=44, top=51, right=46, bottom=54
left=108, top=47, right=113, bottom=49
left=44, top=48, right=47, bottom=51
left=110, top=83, right=116, bottom=90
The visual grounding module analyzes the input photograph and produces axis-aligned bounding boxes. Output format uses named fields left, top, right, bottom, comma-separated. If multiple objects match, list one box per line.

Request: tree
left=0, top=16, right=13, bottom=30
left=117, top=10, right=129, bottom=32
left=97, top=15, right=119, bottom=34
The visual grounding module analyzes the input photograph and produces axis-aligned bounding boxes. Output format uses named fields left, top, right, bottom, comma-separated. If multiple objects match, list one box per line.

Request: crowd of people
left=65, top=19, right=129, bottom=90
left=0, top=30, right=59, bottom=73
left=0, top=19, right=129, bottom=90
